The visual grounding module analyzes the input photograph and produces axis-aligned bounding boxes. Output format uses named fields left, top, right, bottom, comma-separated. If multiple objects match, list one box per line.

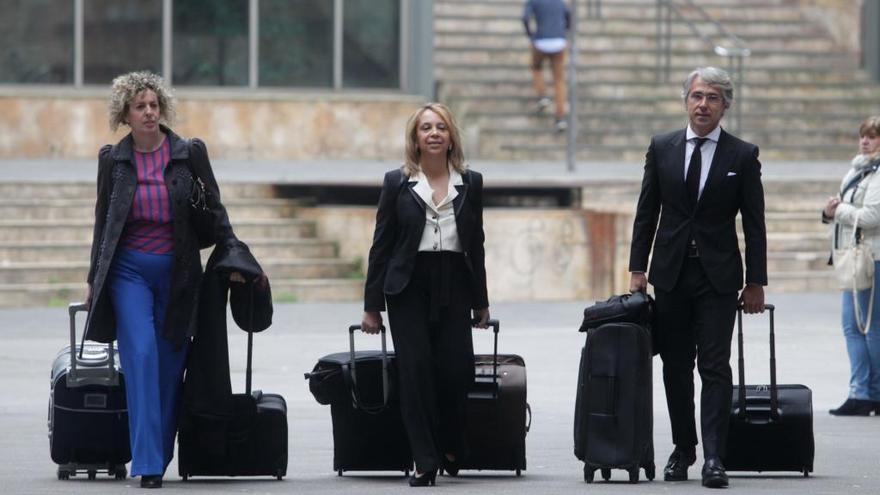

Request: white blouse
left=410, top=169, right=464, bottom=253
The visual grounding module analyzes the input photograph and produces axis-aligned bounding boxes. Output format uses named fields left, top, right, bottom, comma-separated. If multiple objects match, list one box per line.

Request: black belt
left=686, top=243, right=700, bottom=258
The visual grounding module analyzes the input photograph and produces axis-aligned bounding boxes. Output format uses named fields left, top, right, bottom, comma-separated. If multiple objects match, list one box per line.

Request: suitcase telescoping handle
left=476, top=319, right=501, bottom=395
left=736, top=303, right=778, bottom=421
left=348, top=324, right=390, bottom=413
left=68, top=302, right=118, bottom=386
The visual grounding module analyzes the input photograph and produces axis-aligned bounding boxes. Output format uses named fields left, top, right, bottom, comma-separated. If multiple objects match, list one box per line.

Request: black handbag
left=580, top=292, right=658, bottom=354
left=185, top=140, right=216, bottom=248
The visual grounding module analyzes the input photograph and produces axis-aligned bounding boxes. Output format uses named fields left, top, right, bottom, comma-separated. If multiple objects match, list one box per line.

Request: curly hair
left=403, top=103, right=467, bottom=178
left=108, top=71, right=175, bottom=132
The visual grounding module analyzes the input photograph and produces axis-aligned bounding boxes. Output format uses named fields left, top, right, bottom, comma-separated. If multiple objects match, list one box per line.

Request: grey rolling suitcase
left=49, top=303, right=130, bottom=480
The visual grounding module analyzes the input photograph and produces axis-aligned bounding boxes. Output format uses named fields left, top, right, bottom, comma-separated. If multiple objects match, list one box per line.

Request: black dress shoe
left=408, top=470, right=436, bottom=487
left=140, top=475, right=163, bottom=489
left=701, top=457, right=728, bottom=489
left=663, top=448, right=696, bottom=481
left=829, top=398, right=874, bottom=416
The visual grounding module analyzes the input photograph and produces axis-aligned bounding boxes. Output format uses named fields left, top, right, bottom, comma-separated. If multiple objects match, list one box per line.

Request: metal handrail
left=656, top=0, right=750, bottom=134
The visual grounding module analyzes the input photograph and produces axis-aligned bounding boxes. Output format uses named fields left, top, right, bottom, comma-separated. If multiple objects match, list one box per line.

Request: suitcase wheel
left=57, top=468, right=70, bottom=480
left=516, top=469, right=522, bottom=477
left=405, top=469, right=410, bottom=478
left=628, top=468, right=639, bottom=484
left=87, top=470, right=97, bottom=480
left=644, top=464, right=655, bottom=481
left=583, top=465, right=595, bottom=483
left=803, top=469, right=810, bottom=478
left=601, top=468, right=611, bottom=481
left=337, top=469, right=343, bottom=477
left=276, top=469, right=284, bottom=481
left=111, top=465, right=127, bottom=480
left=181, top=473, right=189, bottom=481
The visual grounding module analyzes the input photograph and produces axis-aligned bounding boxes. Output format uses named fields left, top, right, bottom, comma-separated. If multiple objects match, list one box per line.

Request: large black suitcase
left=305, top=324, right=412, bottom=476
left=724, top=304, right=814, bottom=476
left=178, top=328, right=288, bottom=480
left=574, top=321, right=655, bottom=483
left=455, top=319, right=530, bottom=476
left=49, top=303, right=130, bottom=481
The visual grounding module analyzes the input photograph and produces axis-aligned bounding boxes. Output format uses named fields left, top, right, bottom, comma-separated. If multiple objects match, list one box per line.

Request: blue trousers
left=841, top=261, right=880, bottom=401
left=109, top=248, right=189, bottom=476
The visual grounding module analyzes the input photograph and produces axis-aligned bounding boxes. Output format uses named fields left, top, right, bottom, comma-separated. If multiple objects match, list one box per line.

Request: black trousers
left=386, top=252, right=475, bottom=473
left=655, top=257, right=737, bottom=459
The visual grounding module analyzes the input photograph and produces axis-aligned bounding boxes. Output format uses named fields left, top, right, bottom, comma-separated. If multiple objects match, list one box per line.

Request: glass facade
left=173, top=0, right=249, bottom=86
left=83, top=0, right=162, bottom=85
left=0, top=0, right=74, bottom=83
left=259, top=0, right=334, bottom=87
left=0, top=0, right=404, bottom=90
left=343, top=0, right=400, bottom=88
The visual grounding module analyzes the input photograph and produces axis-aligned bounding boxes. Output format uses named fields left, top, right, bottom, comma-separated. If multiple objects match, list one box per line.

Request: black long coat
left=84, top=126, right=234, bottom=350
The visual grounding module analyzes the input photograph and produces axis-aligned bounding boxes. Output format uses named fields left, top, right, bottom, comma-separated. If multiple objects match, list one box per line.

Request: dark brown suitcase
left=456, top=319, right=530, bottom=476
left=724, top=304, right=814, bottom=476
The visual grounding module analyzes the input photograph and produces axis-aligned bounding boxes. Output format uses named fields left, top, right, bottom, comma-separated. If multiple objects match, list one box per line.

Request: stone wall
left=300, top=205, right=635, bottom=303
left=0, top=90, right=421, bottom=160
left=798, top=0, right=862, bottom=52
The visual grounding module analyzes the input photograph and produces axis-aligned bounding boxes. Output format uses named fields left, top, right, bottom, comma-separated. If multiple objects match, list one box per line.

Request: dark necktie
left=686, top=137, right=708, bottom=207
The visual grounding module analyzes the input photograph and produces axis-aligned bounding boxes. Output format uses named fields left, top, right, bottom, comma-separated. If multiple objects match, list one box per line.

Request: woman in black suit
left=362, top=103, right=490, bottom=487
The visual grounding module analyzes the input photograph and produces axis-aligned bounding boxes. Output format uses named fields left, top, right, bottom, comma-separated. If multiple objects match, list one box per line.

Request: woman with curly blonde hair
left=84, top=71, right=240, bottom=488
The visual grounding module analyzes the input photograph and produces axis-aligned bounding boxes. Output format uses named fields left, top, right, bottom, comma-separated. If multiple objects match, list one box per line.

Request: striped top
left=120, top=138, right=174, bottom=254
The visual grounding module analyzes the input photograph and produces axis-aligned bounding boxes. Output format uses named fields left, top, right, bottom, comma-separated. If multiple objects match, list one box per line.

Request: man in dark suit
left=629, top=66, right=767, bottom=489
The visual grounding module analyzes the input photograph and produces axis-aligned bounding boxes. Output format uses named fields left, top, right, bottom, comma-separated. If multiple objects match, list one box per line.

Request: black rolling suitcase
left=455, top=319, right=530, bottom=476
left=49, top=303, right=130, bottom=481
left=178, top=329, right=288, bottom=480
left=724, top=304, right=814, bottom=476
left=574, top=321, right=655, bottom=483
left=305, top=324, right=412, bottom=476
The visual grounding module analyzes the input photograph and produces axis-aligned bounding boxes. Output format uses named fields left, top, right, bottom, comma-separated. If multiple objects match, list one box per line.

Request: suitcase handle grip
left=735, top=304, right=779, bottom=421
left=472, top=319, right=500, bottom=397
left=347, top=324, right=390, bottom=413
left=67, top=302, right=117, bottom=386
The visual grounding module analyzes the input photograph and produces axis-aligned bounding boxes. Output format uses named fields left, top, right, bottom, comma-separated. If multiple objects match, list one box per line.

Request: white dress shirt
left=410, top=169, right=464, bottom=253
left=684, top=125, right=722, bottom=200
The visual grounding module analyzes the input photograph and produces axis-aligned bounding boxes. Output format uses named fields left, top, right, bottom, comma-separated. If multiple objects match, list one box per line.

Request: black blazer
left=629, top=128, right=767, bottom=294
left=364, top=168, right=489, bottom=312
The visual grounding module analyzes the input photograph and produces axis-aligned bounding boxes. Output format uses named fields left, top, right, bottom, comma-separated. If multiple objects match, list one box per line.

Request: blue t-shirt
left=522, top=0, right=570, bottom=40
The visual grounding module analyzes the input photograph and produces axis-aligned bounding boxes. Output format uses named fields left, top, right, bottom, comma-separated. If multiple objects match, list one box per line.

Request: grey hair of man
left=681, top=66, right=734, bottom=109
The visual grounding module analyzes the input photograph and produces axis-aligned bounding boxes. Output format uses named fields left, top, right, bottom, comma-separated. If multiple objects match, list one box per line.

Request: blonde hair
left=108, top=71, right=175, bottom=132
left=403, top=103, right=466, bottom=177
left=859, top=116, right=880, bottom=160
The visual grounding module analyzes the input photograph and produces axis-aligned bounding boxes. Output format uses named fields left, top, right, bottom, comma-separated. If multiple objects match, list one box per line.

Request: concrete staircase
left=0, top=182, right=364, bottom=307
left=435, top=0, right=880, bottom=160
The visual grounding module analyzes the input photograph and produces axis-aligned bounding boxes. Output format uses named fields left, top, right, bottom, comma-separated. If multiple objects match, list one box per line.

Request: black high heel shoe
left=408, top=469, right=437, bottom=487
left=140, top=475, right=163, bottom=488
left=441, top=455, right=460, bottom=477
left=829, top=398, right=874, bottom=416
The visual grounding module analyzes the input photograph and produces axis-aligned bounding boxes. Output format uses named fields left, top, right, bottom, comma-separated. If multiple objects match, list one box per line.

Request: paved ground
left=2, top=293, right=879, bottom=494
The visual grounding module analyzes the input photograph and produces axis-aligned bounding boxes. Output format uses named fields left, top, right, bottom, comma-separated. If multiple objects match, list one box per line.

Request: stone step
left=0, top=181, right=275, bottom=200
left=436, top=16, right=818, bottom=37
left=437, top=0, right=802, bottom=19
left=766, top=251, right=829, bottom=272
left=487, top=142, right=855, bottom=161
left=0, top=257, right=357, bottom=285
left=0, top=198, right=299, bottom=222
left=0, top=219, right=317, bottom=242
left=0, top=238, right=339, bottom=264
left=436, top=31, right=838, bottom=53
left=434, top=46, right=857, bottom=69
left=437, top=63, right=872, bottom=85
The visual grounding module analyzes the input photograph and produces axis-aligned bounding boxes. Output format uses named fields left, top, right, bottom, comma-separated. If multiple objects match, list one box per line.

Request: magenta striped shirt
left=120, top=138, right=174, bottom=255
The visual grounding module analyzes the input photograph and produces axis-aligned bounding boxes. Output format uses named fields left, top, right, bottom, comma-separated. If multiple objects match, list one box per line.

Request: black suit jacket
left=629, top=128, right=767, bottom=294
left=364, top=168, right=489, bottom=312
